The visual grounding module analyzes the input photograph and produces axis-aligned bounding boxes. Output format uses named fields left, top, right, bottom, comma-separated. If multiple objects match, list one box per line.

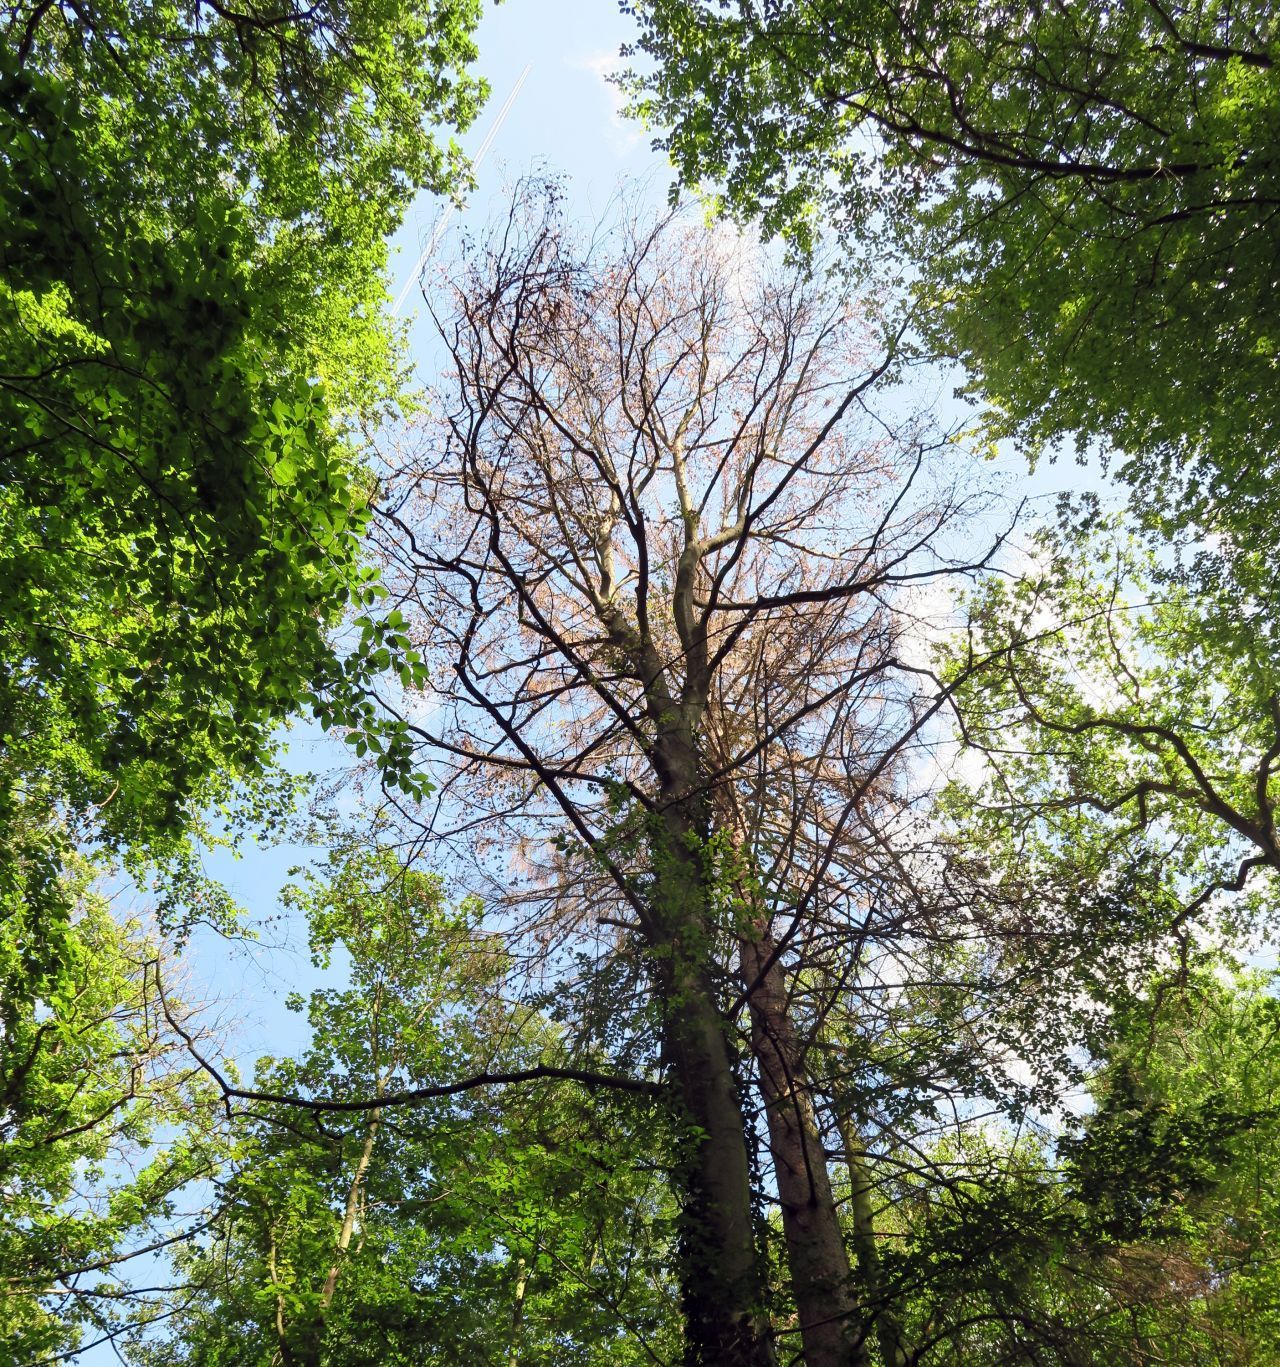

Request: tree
left=0, top=13, right=468, bottom=1253
left=626, top=0, right=1280, bottom=559
left=941, top=511, right=1280, bottom=953
left=140, top=841, right=681, bottom=1366
left=868, top=962, right=1280, bottom=1365
left=1061, top=962, right=1280, bottom=1361
left=375, top=184, right=998, bottom=1364
left=0, top=0, right=479, bottom=872
left=0, top=856, right=226, bottom=1363
left=886, top=508, right=1280, bottom=1361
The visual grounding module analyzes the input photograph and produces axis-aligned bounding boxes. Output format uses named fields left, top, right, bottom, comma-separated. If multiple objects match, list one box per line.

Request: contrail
left=392, top=63, right=533, bottom=316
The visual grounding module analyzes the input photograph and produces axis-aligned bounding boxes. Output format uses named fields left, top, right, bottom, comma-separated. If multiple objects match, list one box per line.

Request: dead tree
left=376, top=184, right=997, bottom=1366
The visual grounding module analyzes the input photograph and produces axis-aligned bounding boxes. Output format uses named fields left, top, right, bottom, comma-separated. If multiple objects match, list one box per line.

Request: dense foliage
left=140, top=846, right=679, bottom=1367
left=628, top=1, right=1280, bottom=556
left=0, top=0, right=478, bottom=857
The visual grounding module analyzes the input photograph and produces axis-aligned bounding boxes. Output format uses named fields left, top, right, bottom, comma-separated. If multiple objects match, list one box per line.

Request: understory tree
left=137, top=842, right=680, bottom=1367
left=858, top=959, right=1280, bottom=1365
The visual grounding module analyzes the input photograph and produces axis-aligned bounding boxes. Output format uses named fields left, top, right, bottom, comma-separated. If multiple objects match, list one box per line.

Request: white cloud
left=573, top=50, right=645, bottom=157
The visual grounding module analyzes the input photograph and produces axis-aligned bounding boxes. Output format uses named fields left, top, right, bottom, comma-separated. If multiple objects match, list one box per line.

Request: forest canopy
left=2, top=3, right=1279, bottom=1365
left=628, top=0, right=1280, bottom=565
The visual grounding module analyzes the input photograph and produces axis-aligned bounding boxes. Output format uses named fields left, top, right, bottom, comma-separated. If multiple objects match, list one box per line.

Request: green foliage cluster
left=1, top=0, right=478, bottom=852
left=140, top=844, right=680, bottom=1367
left=628, top=0, right=1280, bottom=555
left=1, top=5, right=478, bottom=1354
left=873, top=966, right=1280, bottom=1365
left=0, top=857, right=225, bottom=1361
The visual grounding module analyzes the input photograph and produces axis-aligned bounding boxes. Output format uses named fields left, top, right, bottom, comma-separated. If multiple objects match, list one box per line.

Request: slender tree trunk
left=268, top=1225, right=298, bottom=1367
left=837, top=1114, right=910, bottom=1367
left=320, top=1109, right=381, bottom=1309
left=283, top=1110, right=381, bottom=1367
left=740, top=932, right=867, bottom=1367
left=507, top=1253, right=529, bottom=1367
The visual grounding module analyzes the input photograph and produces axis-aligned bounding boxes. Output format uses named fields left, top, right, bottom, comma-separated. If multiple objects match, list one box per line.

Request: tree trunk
left=662, top=966, right=777, bottom=1366
left=650, top=798, right=776, bottom=1367
left=268, top=1226, right=297, bottom=1367
left=320, top=1110, right=381, bottom=1309
left=288, top=1110, right=382, bottom=1367
left=740, top=932, right=867, bottom=1367
left=837, top=1114, right=910, bottom=1367
left=507, top=1253, right=529, bottom=1367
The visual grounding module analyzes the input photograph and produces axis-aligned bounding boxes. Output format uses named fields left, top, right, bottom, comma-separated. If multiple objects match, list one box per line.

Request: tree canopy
left=627, top=0, right=1280, bottom=558
left=1, top=0, right=480, bottom=856
left=5, top=4, right=1280, bottom=1365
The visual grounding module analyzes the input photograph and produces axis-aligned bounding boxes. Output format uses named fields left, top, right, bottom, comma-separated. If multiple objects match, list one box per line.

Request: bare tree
left=375, top=183, right=999, bottom=1366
